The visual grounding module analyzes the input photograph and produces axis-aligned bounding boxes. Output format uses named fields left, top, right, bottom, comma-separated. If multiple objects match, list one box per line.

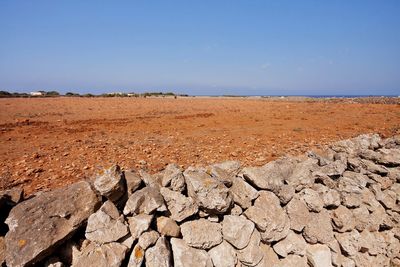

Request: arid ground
left=1, top=97, right=399, bottom=196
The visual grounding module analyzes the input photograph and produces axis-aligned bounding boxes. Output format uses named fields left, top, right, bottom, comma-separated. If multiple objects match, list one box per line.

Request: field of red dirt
left=1, top=97, right=399, bottom=196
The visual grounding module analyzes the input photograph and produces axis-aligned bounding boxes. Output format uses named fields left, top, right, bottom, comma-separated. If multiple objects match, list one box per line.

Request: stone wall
left=0, top=134, right=399, bottom=267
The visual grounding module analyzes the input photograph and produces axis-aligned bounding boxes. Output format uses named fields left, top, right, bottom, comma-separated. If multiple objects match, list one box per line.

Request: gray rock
left=74, top=242, right=128, bottom=267
left=306, top=244, right=333, bottom=267
left=156, top=216, right=181, bottom=237
left=145, top=237, right=172, bottom=267
left=331, top=134, right=381, bottom=154
left=299, top=188, right=324, bottom=212
left=313, top=184, right=341, bottom=208
left=286, top=196, right=310, bottom=232
left=237, top=230, right=264, bottom=267
left=123, top=186, right=166, bottom=215
left=222, top=215, right=255, bottom=249
left=160, top=187, right=198, bottom=222
left=208, top=165, right=234, bottom=187
left=184, top=167, right=233, bottom=214
left=127, top=243, right=145, bottom=267
left=181, top=218, right=222, bottom=249
left=139, top=169, right=163, bottom=188
left=244, top=191, right=290, bottom=242
left=127, top=214, right=153, bottom=240
left=229, top=177, right=259, bottom=209
left=160, top=163, right=186, bottom=191
left=377, top=148, right=400, bottom=166
left=124, top=170, right=142, bottom=196
left=94, top=165, right=126, bottom=202
left=4, top=181, right=100, bottom=267
left=303, top=210, right=334, bottom=244
left=318, top=160, right=347, bottom=178
left=85, top=201, right=129, bottom=244
left=273, top=231, right=306, bottom=257
left=285, top=158, right=318, bottom=191
left=170, top=238, right=213, bottom=267
left=331, top=205, right=355, bottom=233
left=138, top=230, right=159, bottom=249
left=209, top=241, right=237, bottom=267
left=0, top=187, right=23, bottom=207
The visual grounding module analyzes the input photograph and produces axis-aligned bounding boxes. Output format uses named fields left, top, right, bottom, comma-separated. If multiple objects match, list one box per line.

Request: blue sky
left=0, top=1, right=399, bottom=95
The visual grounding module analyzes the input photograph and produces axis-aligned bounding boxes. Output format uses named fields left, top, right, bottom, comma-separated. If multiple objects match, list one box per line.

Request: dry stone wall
left=0, top=133, right=399, bottom=267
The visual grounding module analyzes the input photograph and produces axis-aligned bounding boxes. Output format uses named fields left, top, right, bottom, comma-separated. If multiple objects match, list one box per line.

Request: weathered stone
left=351, top=206, right=370, bottom=232
left=120, top=236, right=134, bottom=250
left=377, top=148, right=400, bottom=166
left=209, top=241, right=237, bottom=267
left=245, top=191, right=290, bottom=242
left=358, top=231, right=386, bottom=256
left=303, top=210, right=334, bottom=244
left=4, top=181, right=100, bottom=267
left=229, top=177, right=259, bottom=209
left=286, top=196, right=310, bottom=232
left=335, top=230, right=360, bottom=256
left=285, top=158, right=318, bottom=191
left=237, top=230, right=264, bottom=267
left=272, top=255, right=307, bottom=267
left=156, top=216, right=180, bottom=237
left=123, top=186, right=166, bottom=215
left=160, top=187, right=198, bottom=222
left=138, top=230, right=159, bottom=249
left=128, top=243, right=144, bottom=267
left=331, top=205, right=356, bottom=233
left=299, top=188, right=324, bottom=212
left=181, top=218, right=222, bottom=249
left=170, top=238, right=213, bottom=267
left=184, top=167, right=233, bottom=214
left=44, top=257, right=64, bottom=267
left=230, top=204, right=243, bottom=216
left=0, top=236, right=5, bottom=266
left=222, top=215, right=255, bottom=249
left=277, top=184, right=295, bottom=205
left=257, top=242, right=280, bottom=267
left=145, top=236, right=172, bottom=267
left=208, top=165, right=234, bottom=187
left=212, top=160, right=242, bottom=176
left=306, top=244, right=333, bottom=267
left=127, top=214, right=153, bottom=240
left=273, top=231, right=306, bottom=257
left=160, top=163, right=186, bottom=191
left=94, top=165, right=126, bottom=202
left=353, top=252, right=390, bottom=267
left=74, top=242, right=128, bottom=267
left=0, top=187, right=23, bottom=206
left=313, top=184, right=341, bottom=208
left=371, top=183, right=398, bottom=210
left=124, top=170, right=142, bottom=196
left=139, top=169, right=163, bottom=188
left=331, top=134, right=381, bottom=154
left=318, top=160, right=347, bottom=178
left=85, top=201, right=129, bottom=244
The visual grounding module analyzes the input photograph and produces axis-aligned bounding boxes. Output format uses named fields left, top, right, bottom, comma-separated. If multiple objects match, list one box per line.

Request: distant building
left=30, top=91, right=44, bottom=96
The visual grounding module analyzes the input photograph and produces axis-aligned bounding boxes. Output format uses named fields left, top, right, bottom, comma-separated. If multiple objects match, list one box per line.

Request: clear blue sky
left=0, top=1, right=399, bottom=95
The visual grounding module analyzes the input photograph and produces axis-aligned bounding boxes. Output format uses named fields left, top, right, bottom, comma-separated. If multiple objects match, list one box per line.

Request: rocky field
left=0, top=133, right=399, bottom=267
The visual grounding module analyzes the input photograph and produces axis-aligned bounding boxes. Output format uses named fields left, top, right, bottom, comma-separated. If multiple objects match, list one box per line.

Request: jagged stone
left=335, top=230, right=360, bottom=257
left=156, top=216, right=180, bottom=237
left=237, top=230, right=264, bottom=267
left=170, top=238, right=213, bottom=267
left=285, top=158, right=318, bottom=191
left=0, top=237, right=5, bottom=266
left=351, top=206, right=369, bottom=232
left=94, top=165, right=126, bottom=202
left=160, top=163, right=186, bottom=191
left=181, top=218, right=222, bottom=249
left=331, top=134, right=381, bottom=154
left=222, top=215, right=255, bottom=249
left=272, top=255, right=307, bottom=267
left=377, top=148, right=400, bottom=166
left=358, top=231, right=386, bottom=256
left=299, top=188, right=324, bottom=212
left=145, top=237, right=172, bottom=267
left=277, top=184, right=295, bottom=205
left=139, top=169, right=163, bottom=188
left=212, top=160, right=242, bottom=176
left=230, top=204, right=243, bottom=216
left=306, top=244, right=333, bottom=267
left=331, top=205, right=356, bottom=233
left=127, top=214, right=153, bottom=240
left=123, top=186, right=166, bottom=215
left=313, top=184, right=341, bottom=208
left=160, top=187, right=198, bottom=222
left=4, top=181, right=100, bottom=267
left=124, top=170, right=142, bottom=196
left=208, top=165, right=234, bottom=187
left=303, top=210, right=334, bottom=244
left=184, top=167, right=233, bottom=214
left=209, top=241, right=237, bottom=267
left=229, top=176, right=259, bottom=209
left=353, top=252, right=390, bottom=267
left=318, top=160, right=347, bottom=178
left=0, top=187, right=23, bottom=207
left=273, top=231, right=306, bottom=257
left=371, top=183, right=398, bottom=210
left=257, top=242, right=280, bottom=266
left=85, top=201, right=128, bottom=244
left=286, top=196, right=310, bottom=232
left=128, top=243, right=145, bottom=267
left=138, top=230, right=159, bottom=249
left=244, top=191, right=290, bottom=242
left=74, top=242, right=128, bottom=267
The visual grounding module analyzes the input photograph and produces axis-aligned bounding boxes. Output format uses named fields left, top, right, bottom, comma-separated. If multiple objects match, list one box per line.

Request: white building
left=30, top=91, right=44, bottom=96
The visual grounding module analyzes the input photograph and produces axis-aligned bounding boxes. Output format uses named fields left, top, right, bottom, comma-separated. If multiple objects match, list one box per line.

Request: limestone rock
left=74, top=242, right=128, bottom=267
left=303, top=210, right=334, bottom=244
left=299, top=188, right=324, bottom=212
left=139, top=169, right=162, bottom=188
left=358, top=231, right=386, bottom=256
left=318, top=160, right=347, bottom=178
left=222, top=215, right=255, bottom=249
left=208, top=165, right=234, bottom=187
left=180, top=218, right=222, bottom=249
left=212, top=160, right=242, bottom=176
left=0, top=237, right=5, bottom=266
left=230, top=204, right=243, bottom=216
left=286, top=196, right=310, bottom=232
left=351, top=206, right=370, bottom=232
left=156, top=216, right=181, bottom=237
left=313, top=184, right=341, bottom=208
left=124, top=170, right=142, bottom=196
left=277, top=184, right=295, bottom=205
left=85, top=201, right=129, bottom=244
left=229, top=177, right=259, bottom=209
left=170, top=238, right=213, bottom=267
left=285, top=158, right=318, bottom=191
left=272, top=255, right=307, bottom=267
left=258, top=242, right=280, bottom=267
left=127, top=214, right=153, bottom=240
left=335, top=230, right=360, bottom=257
left=237, top=230, right=264, bottom=267
left=160, top=187, right=198, bottom=222
left=244, top=191, right=290, bottom=242
left=160, top=163, right=185, bottom=192
left=331, top=134, right=381, bottom=154
left=145, top=237, right=172, bottom=267
left=94, top=165, right=126, bottom=202
left=209, top=241, right=237, bottom=267
left=273, top=231, right=306, bottom=257
left=184, top=167, right=233, bottom=214
left=331, top=205, right=356, bottom=233
left=306, top=244, right=333, bottom=267
left=123, top=186, right=166, bottom=215
left=4, top=181, right=100, bottom=267
left=138, top=230, right=159, bottom=249
left=127, top=244, right=145, bottom=267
